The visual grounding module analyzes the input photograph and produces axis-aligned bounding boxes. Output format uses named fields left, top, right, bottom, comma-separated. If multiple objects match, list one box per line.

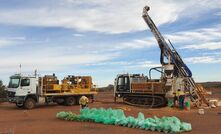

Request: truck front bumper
left=8, top=96, right=25, bottom=104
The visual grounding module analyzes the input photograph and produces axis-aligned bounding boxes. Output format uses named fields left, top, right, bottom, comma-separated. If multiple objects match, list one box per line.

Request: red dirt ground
left=0, top=92, right=221, bottom=134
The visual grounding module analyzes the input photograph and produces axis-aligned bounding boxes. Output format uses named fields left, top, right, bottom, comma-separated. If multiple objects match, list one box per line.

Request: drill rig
left=114, top=6, right=209, bottom=108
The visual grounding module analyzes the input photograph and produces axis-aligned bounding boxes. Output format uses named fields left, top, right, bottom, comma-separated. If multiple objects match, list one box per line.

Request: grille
left=7, top=91, right=16, bottom=97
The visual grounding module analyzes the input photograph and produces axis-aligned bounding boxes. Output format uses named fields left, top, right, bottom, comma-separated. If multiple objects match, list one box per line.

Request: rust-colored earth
left=0, top=91, right=221, bottom=134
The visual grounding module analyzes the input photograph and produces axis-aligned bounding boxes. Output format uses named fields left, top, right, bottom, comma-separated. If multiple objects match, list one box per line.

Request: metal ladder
left=169, top=43, right=209, bottom=106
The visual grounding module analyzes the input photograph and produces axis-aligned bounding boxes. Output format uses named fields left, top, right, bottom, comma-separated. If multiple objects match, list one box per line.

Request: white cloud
left=184, top=56, right=221, bottom=64
left=0, top=52, right=119, bottom=74
left=161, top=25, right=221, bottom=50
left=127, top=61, right=161, bottom=69
left=166, top=27, right=221, bottom=42
left=6, top=36, right=26, bottom=40
left=215, top=11, right=221, bottom=16
left=72, top=33, right=85, bottom=37
left=0, top=39, right=15, bottom=47
left=0, top=37, right=26, bottom=47
left=181, top=42, right=221, bottom=50
left=86, top=60, right=160, bottom=69
left=70, top=24, right=221, bottom=56
left=114, top=38, right=155, bottom=50
left=108, top=24, right=221, bottom=51
left=0, top=0, right=220, bottom=33
left=202, top=52, right=221, bottom=57
left=0, top=36, right=38, bottom=48
left=80, top=37, right=157, bottom=54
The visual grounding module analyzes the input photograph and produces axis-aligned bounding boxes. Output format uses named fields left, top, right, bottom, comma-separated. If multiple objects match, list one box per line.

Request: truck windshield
left=8, top=77, right=20, bottom=88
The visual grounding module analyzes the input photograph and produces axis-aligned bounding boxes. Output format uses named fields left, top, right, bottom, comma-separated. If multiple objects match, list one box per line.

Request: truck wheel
left=114, top=96, right=117, bottom=103
left=56, top=100, right=65, bottom=105
left=24, top=98, right=36, bottom=109
left=90, top=95, right=94, bottom=103
left=76, top=97, right=80, bottom=105
left=16, top=103, right=24, bottom=108
left=65, top=97, right=76, bottom=106
left=57, top=102, right=64, bottom=105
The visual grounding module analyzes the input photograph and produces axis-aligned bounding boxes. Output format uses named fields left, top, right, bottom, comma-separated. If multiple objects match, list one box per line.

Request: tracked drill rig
left=114, top=6, right=209, bottom=108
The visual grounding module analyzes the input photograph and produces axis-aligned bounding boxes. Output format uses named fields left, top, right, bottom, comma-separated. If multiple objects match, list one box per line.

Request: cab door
left=20, top=78, right=32, bottom=94
left=117, top=76, right=130, bottom=93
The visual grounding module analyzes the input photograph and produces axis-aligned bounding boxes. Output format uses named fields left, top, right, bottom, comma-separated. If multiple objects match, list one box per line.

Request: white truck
left=6, top=73, right=96, bottom=109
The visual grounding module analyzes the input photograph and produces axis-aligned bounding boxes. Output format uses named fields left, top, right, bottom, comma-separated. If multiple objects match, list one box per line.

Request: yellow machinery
left=40, top=74, right=97, bottom=106
left=42, top=74, right=94, bottom=94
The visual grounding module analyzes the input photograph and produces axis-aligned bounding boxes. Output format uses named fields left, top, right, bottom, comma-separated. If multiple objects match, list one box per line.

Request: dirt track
left=0, top=92, right=221, bottom=134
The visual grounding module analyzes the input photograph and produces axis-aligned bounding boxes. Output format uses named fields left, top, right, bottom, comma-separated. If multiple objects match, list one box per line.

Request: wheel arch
left=25, top=94, right=38, bottom=102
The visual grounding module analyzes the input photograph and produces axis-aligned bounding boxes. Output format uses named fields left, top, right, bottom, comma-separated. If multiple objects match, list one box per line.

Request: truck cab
left=6, top=74, right=38, bottom=109
left=115, top=74, right=130, bottom=93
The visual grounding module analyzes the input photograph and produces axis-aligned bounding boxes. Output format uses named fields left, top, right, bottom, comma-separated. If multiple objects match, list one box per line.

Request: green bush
left=0, top=80, right=7, bottom=98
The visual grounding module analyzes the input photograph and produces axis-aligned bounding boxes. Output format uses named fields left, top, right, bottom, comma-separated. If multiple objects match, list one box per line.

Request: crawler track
left=123, top=95, right=167, bottom=108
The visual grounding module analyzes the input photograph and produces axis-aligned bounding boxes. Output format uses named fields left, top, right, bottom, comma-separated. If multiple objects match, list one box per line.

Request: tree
left=0, top=80, right=6, bottom=98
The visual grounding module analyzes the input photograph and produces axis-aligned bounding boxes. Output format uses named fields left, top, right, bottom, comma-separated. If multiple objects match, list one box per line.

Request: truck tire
left=16, top=103, right=24, bottom=108
left=114, top=96, right=117, bottom=103
left=24, top=98, right=36, bottom=109
left=56, top=99, right=65, bottom=105
left=76, top=97, right=80, bottom=105
left=65, top=97, right=76, bottom=106
left=91, top=95, right=94, bottom=103
left=57, top=102, right=64, bottom=105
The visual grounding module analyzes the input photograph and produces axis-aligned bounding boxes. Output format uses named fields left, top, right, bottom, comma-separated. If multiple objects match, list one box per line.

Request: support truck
left=6, top=73, right=97, bottom=109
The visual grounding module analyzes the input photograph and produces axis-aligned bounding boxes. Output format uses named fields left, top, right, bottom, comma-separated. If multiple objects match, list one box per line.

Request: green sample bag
left=56, top=108, right=192, bottom=133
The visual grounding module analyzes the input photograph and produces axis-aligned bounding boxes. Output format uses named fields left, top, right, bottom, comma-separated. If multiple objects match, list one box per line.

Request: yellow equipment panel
left=53, top=84, right=61, bottom=90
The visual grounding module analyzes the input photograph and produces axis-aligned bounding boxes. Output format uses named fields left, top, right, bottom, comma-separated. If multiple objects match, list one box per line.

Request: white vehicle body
left=7, top=74, right=38, bottom=106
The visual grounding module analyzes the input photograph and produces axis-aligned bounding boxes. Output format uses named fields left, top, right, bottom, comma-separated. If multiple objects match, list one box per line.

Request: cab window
left=8, top=77, right=20, bottom=88
left=118, top=77, right=124, bottom=85
left=125, top=77, right=128, bottom=85
left=21, top=78, right=30, bottom=86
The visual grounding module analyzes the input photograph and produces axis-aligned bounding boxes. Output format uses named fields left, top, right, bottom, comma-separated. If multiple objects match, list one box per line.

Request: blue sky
left=0, top=0, right=221, bottom=86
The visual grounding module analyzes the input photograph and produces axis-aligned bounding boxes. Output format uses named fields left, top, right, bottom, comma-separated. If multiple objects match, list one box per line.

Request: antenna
left=34, top=69, right=37, bottom=77
left=19, top=64, right=21, bottom=74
